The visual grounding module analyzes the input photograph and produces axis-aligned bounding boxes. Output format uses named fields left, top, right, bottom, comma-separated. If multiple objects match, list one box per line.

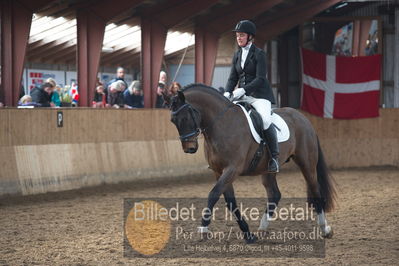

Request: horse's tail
left=316, top=137, right=337, bottom=212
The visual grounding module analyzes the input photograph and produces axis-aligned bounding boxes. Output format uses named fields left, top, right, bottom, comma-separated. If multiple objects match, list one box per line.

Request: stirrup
left=268, top=158, right=279, bottom=173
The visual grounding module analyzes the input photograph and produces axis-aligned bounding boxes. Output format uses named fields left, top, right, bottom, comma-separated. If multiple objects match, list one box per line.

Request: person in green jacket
left=51, top=85, right=61, bottom=107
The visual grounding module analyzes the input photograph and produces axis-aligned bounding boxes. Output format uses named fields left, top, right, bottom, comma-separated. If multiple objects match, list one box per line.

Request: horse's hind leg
left=258, top=173, right=281, bottom=231
left=294, top=157, right=333, bottom=238
left=223, top=183, right=256, bottom=243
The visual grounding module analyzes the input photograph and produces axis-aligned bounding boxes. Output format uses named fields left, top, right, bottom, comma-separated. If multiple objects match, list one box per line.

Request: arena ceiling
left=25, top=0, right=371, bottom=67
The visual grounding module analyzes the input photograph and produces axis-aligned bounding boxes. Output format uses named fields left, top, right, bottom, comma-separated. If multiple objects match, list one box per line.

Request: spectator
left=105, top=67, right=128, bottom=100
left=93, top=85, right=107, bottom=108
left=159, top=70, right=167, bottom=84
left=51, top=85, right=62, bottom=107
left=107, top=80, right=126, bottom=108
left=30, top=82, right=54, bottom=107
left=44, top=78, right=60, bottom=107
left=0, top=102, right=4, bottom=108
left=123, top=80, right=143, bottom=108
left=18, top=95, right=40, bottom=107
left=19, top=95, right=32, bottom=105
left=169, top=82, right=181, bottom=96
left=46, top=78, right=57, bottom=88
left=156, top=71, right=168, bottom=108
left=95, top=77, right=103, bottom=87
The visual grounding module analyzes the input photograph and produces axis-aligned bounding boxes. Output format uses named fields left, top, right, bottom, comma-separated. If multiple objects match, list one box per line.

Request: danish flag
left=300, top=48, right=381, bottom=119
left=70, top=82, right=79, bottom=104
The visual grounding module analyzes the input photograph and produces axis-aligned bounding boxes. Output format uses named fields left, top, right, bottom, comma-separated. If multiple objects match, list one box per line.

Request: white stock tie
left=241, top=43, right=252, bottom=69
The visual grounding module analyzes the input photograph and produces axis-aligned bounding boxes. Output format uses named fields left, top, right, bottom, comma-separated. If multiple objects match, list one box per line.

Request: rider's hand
left=232, top=88, right=245, bottom=100
left=223, top=92, right=231, bottom=99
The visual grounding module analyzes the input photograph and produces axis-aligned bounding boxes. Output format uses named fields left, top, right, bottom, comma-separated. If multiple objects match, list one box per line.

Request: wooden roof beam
left=29, top=35, right=76, bottom=52
left=76, top=0, right=147, bottom=106
left=101, top=29, right=190, bottom=63
left=103, top=27, right=141, bottom=48
left=102, top=24, right=132, bottom=43
left=102, top=51, right=139, bottom=66
left=0, top=0, right=54, bottom=106
left=52, top=49, right=76, bottom=64
left=196, top=0, right=284, bottom=34
left=35, top=2, right=69, bottom=16
left=29, top=19, right=76, bottom=44
left=30, top=15, right=69, bottom=36
left=255, top=0, right=320, bottom=26
left=30, top=14, right=53, bottom=29
left=257, top=0, right=343, bottom=41
left=28, top=41, right=75, bottom=62
left=194, top=0, right=283, bottom=85
left=18, top=0, right=57, bottom=12
left=104, top=56, right=140, bottom=68
left=165, top=32, right=195, bottom=55
left=139, top=0, right=219, bottom=107
left=101, top=45, right=141, bottom=61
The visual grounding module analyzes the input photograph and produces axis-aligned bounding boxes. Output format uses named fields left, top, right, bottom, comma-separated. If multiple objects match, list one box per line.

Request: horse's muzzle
left=184, top=147, right=198, bottom=154
left=182, top=140, right=198, bottom=154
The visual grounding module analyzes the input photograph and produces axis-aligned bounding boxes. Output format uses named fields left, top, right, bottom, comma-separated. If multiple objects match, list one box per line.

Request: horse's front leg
left=223, top=183, right=257, bottom=244
left=198, top=167, right=236, bottom=233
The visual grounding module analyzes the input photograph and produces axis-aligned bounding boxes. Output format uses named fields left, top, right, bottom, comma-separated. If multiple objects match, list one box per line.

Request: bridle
left=171, top=103, right=200, bottom=142
left=171, top=101, right=235, bottom=142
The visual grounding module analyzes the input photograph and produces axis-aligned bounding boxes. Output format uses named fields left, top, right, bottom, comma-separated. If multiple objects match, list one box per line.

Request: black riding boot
left=263, top=126, right=280, bottom=173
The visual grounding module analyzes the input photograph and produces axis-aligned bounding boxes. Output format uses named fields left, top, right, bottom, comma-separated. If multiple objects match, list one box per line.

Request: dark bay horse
left=165, top=84, right=336, bottom=243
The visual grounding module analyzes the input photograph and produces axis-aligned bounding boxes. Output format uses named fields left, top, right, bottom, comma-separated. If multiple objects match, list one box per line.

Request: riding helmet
left=233, top=20, right=256, bottom=36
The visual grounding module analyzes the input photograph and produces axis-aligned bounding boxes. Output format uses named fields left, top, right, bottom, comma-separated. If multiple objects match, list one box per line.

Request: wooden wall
left=304, top=109, right=399, bottom=168
left=0, top=109, right=207, bottom=196
left=0, top=108, right=398, bottom=196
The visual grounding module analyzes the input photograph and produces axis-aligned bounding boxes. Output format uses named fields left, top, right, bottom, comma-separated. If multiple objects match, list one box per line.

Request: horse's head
left=169, top=91, right=201, bottom=153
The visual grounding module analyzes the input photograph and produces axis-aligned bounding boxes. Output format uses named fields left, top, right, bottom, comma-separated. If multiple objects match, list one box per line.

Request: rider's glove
left=223, top=92, right=231, bottom=99
left=232, top=88, right=245, bottom=100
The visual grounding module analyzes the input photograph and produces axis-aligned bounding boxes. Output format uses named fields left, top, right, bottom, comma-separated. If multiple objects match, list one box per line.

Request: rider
left=224, top=20, right=279, bottom=173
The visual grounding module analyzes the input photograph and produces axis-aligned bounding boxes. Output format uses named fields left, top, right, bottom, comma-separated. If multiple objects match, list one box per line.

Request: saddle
left=236, top=101, right=267, bottom=175
left=235, top=101, right=290, bottom=175
left=236, top=101, right=266, bottom=139
left=235, top=102, right=290, bottom=144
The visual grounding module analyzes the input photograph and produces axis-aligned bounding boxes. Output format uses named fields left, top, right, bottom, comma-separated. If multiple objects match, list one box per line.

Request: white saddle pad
left=237, top=104, right=290, bottom=143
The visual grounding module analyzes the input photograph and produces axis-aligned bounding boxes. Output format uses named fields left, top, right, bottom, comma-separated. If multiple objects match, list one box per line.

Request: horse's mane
left=181, top=83, right=232, bottom=105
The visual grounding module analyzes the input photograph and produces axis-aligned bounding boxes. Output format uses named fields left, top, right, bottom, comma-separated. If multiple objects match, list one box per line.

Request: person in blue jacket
left=123, top=80, right=144, bottom=108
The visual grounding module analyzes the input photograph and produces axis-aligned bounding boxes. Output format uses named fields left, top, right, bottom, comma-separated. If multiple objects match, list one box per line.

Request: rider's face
left=236, top=32, right=249, bottom=47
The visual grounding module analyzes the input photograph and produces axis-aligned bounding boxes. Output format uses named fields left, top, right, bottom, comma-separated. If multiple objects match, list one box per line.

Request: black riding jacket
left=225, top=44, right=275, bottom=104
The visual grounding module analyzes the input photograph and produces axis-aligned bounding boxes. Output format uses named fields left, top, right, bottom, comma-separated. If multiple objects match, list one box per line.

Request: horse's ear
left=178, top=90, right=185, bottom=103
left=161, top=89, right=171, bottom=107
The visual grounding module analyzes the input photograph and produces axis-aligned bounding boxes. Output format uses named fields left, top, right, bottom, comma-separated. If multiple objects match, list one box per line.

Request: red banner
left=300, top=48, right=381, bottom=119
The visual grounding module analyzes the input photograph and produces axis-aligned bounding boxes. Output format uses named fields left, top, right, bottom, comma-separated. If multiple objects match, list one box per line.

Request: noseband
left=171, top=103, right=200, bottom=142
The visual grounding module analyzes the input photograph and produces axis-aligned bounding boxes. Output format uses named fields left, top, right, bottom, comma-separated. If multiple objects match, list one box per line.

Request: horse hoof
left=245, top=233, right=257, bottom=244
left=258, top=213, right=271, bottom=232
left=197, top=226, right=209, bottom=233
left=323, top=226, right=333, bottom=239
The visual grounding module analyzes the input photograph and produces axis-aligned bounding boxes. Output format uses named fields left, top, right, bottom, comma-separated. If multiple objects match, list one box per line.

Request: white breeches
left=240, top=95, right=272, bottom=129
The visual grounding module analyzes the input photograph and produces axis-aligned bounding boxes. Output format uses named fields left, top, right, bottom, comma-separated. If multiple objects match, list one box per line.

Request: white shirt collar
left=240, top=42, right=252, bottom=68
left=242, top=42, right=252, bottom=51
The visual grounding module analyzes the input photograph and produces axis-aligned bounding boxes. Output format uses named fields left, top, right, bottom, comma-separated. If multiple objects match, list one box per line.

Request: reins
left=171, top=101, right=235, bottom=141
